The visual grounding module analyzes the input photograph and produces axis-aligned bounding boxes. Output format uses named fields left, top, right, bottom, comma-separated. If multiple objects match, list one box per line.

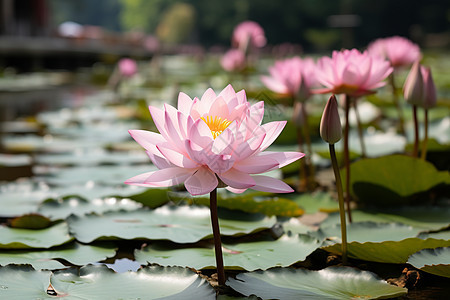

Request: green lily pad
left=408, top=247, right=450, bottom=278
left=290, top=192, right=339, bottom=214
left=280, top=218, right=315, bottom=235
left=135, top=234, right=321, bottom=271
left=345, top=155, right=450, bottom=205
left=312, top=222, right=450, bottom=263
left=0, top=243, right=116, bottom=270
left=39, top=165, right=157, bottom=186
left=0, top=183, right=52, bottom=217
left=38, top=197, right=142, bottom=220
left=321, top=206, right=450, bottom=231
left=227, top=266, right=407, bottom=300
left=9, top=214, right=51, bottom=229
left=68, top=206, right=276, bottom=244
left=0, top=264, right=215, bottom=299
left=0, top=222, right=73, bottom=249
left=170, top=191, right=303, bottom=217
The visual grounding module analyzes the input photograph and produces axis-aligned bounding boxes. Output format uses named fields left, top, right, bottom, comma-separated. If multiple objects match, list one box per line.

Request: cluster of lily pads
left=0, top=50, right=449, bottom=299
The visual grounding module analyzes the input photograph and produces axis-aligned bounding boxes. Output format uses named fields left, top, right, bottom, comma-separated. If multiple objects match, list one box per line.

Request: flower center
left=201, top=116, right=231, bottom=139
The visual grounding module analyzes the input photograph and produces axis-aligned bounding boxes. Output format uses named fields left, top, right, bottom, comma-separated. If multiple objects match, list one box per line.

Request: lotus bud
left=422, top=67, right=437, bottom=109
left=403, top=61, right=424, bottom=106
left=320, top=95, right=342, bottom=144
left=118, top=58, right=137, bottom=78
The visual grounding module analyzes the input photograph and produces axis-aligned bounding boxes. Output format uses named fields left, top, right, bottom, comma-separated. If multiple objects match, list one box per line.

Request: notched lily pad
left=67, top=206, right=276, bottom=244
left=0, top=264, right=215, bottom=299
left=135, top=233, right=322, bottom=271
left=408, top=247, right=450, bottom=278
left=227, top=266, right=407, bottom=300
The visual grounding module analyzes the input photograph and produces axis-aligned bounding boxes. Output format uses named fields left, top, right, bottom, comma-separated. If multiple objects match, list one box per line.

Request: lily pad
left=227, top=266, right=407, bottom=300
left=170, top=191, right=303, bottom=217
left=408, top=247, right=450, bottom=278
left=311, top=222, right=450, bottom=263
left=0, top=222, right=73, bottom=249
left=345, top=155, right=450, bottom=205
left=38, top=197, right=142, bottom=220
left=280, top=218, right=316, bottom=235
left=290, top=192, right=339, bottom=214
left=9, top=214, right=51, bottom=229
left=67, top=206, right=276, bottom=244
left=321, top=206, right=450, bottom=231
left=38, top=165, right=157, bottom=186
left=135, top=234, right=322, bottom=271
left=0, top=183, right=54, bottom=217
left=0, top=243, right=116, bottom=270
left=0, top=264, right=215, bottom=299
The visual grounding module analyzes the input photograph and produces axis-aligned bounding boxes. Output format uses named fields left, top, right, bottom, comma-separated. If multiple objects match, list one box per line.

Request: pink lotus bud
left=403, top=61, right=425, bottom=106
left=320, top=95, right=342, bottom=144
left=422, top=67, right=437, bottom=109
left=118, top=58, right=137, bottom=78
left=221, top=49, right=245, bottom=72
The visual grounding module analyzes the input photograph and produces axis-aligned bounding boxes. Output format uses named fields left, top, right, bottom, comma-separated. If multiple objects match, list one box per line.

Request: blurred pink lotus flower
left=125, top=85, right=304, bottom=196
left=404, top=61, right=437, bottom=109
left=221, top=49, right=246, bottom=72
left=315, top=49, right=393, bottom=97
left=367, top=36, right=421, bottom=69
left=232, top=21, right=266, bottom=50
left=118, top=58, right=137, bottom=78
left=261, top=57, right=318, bottom=101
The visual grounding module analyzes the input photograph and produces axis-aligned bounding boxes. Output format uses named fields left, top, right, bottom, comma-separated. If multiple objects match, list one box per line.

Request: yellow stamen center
left=201, top=116, right=232, bottom=139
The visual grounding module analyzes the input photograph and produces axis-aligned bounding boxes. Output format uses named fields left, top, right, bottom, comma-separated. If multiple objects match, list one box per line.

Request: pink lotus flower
left=232, top=21, right=266, bottom=50
left=221, top=49, right=246, bottom=72
left=315, top=49, right=393, bottom=97
left=261, top=57, right=318, bottom=101
left=125, top=85, right=304, bottom=196
left=367, top=36, right=421, bottom=69
left=118, top=58, right=137, bottom=78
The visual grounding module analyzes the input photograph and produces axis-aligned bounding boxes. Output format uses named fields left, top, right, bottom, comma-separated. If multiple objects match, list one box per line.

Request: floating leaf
left=9, top=214, right=51, bottom=229
left=39, top=197, right=142, bottom=220
left=408, top=247, right=450, bottom=278
left=345, top=155, right=450, bottom=205
left=135, top=234, right=321, bottom=271
left=321, top=206, right=450, bottom=231
left=38, top=165, right=157, bottom=186
left=0, top=243, right=116, bottom=270
left=280, top=218, right=316, bottom=235
left=311, top=222, right=450, bottom=263
left=170, top=190, right=303, bottom=217
left=68, top=206, right=276, bottom=244
left=0, top=264, right=215, bottom=299
left=227, top=266, right=407, bottom=300
left=290, top=192, right=339, bottom=214
left=0, top=222, right=73, bottom=249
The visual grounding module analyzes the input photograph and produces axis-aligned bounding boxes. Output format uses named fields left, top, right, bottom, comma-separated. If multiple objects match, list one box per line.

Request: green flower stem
left=210, top=188, right=226, bottom=286
left=389, top=73, right=406, bottom=136
left=353, top=99, right=367, bottom=158
left=296, top=127, right=309, bottom=191
left=329, top=143, right=348, bottom=264
left=421, top=109, right=429, bottom=160
left=343, top=94, right=353, bottom=223
left=412, top=105, right=419, bottom=158
left=300, top=103, right=316, bottom=188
